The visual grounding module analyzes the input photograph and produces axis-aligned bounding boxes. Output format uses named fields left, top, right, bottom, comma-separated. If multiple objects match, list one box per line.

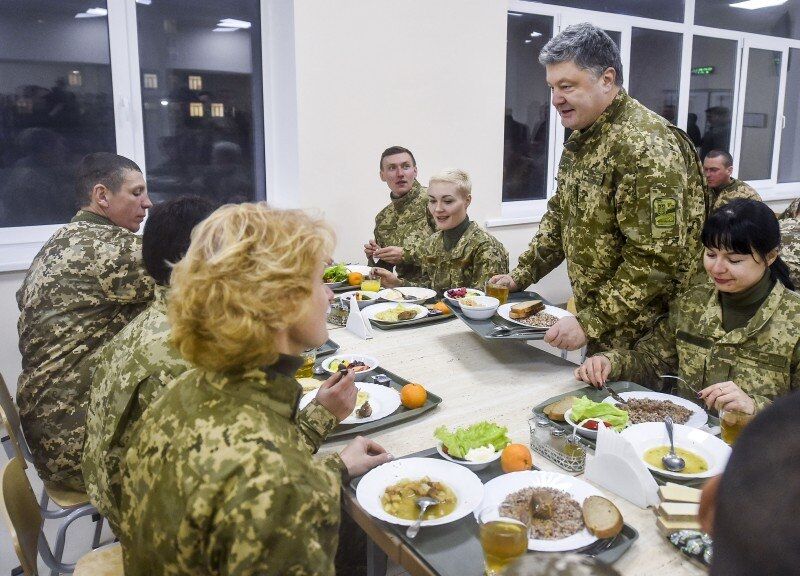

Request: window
left=502, top=13, right=554, bottom=202
left=629, top=28, right=683, bottom=124
left=0, top=0, right=115, bottom=228
left=136, top=0, right=265, bottom=204
left=778, top=48, right=800, bottom=183
left=738, top=48, right=782, bottom=181
left=695, top=0, right=800, bottom=41
left=522, top=0, right=685, bottom=23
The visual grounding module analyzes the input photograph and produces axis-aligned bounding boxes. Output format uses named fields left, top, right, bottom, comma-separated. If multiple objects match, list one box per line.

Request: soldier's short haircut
left=142, top=196, right=217, bottom=286
left=538, top=23, right=624, bottom=87
left=380, top=146, right=416, bottom=169
left=169, top=203, right=335, bottom=372
left=75, top=152, right=142, bottom=206
left=705, top=149, right=734, bottom=168
left=429, top=168, right=472, bottom=198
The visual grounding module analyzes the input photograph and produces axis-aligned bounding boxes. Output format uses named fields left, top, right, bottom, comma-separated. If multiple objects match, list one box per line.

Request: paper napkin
left=346, top=295, right=373, bottom=340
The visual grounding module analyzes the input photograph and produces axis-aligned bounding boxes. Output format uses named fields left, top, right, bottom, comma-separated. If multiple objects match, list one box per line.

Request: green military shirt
left=83, top=287, right=339, bottom=535
left=16, top=210, right=154, bottom=489
left=405, top=220, right=509, bottom=293
left=371, top=180, right=436, bottom=284
left=119, top=358, right=346, bottom=576
left=779, top=206, right=800, bottom=289
left=601, top=280, right=800, bottom=411
left=510, top=89, right=706, bottom=353
left=710, top=178, right=761, bottom=212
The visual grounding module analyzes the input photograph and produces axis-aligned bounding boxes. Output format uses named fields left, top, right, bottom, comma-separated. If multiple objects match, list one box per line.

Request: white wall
left=0, top=271, right=25, bottom=397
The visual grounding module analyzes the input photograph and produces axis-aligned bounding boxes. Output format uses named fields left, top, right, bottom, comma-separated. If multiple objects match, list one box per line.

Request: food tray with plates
left=307, top=366, right=442, bottom=440
left=364, top=302, right=457, bottom=331
left=531, top=383, right=719, bottom=487
left=450, top=291, right=556, bottom=340
left=315, top=339, right=340, bottom=358
left=347, top=447, right=639, bottom=574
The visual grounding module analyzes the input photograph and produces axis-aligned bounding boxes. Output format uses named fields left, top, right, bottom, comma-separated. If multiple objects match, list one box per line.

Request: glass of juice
left=360, top=275, right=381, bottom=293
left=295, top=348, right=316, bottom=379
left=478, top=506, right=528, bottom=575
left=720, top=408, right=755, bottom=445
left=485, top=280, right=509, bottom=305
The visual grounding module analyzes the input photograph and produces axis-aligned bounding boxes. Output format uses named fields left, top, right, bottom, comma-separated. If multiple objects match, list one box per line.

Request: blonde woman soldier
left=374, top=168, right=509, bottom=293
left=118, top=203, right=392, bottom=576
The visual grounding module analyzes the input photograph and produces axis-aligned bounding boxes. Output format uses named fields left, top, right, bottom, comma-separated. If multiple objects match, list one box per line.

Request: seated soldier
left=575, top=199, right=799, bottom=414
left=373, top=169, right=509, bottom=293
left=778, top=198, right=800, bottom=288
left=703, top=149, right=761, bottom=212
left=16, top=152, right=155, bottom=490
left=119, top=204, right=391, bottom=575
left=83, top=196, right=362, bottom=535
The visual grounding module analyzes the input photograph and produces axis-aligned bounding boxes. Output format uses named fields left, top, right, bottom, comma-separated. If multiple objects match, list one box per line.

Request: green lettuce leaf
left=434, top=422, right=510, bottom=459
left=571, top=396, right=629, bottom=431
left=323, top=263, right=348, bottom=283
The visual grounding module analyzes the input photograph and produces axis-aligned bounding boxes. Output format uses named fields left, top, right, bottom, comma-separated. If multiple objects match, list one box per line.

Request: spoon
left=406, top=496, right=439, bottom=539
left=488, top=325, right=544, bottom=336
left=312, top=364, right=326, bottom=376
left=662, top=416, right=686, bottom=472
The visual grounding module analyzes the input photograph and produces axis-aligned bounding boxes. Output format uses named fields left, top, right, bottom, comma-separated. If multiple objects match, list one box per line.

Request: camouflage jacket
left=16, top=210, right=154, bottom=488
left=710, top=178, right=761, bottom=212
left=119, top=358, right=346, bottom=576
left=405, top=220, right=509, bottom=293
left=83, top=287, right=339, bottom=535
left=601, top=280, right=800, bottom=411
left=371, top=180, right=436, bottom=284
left=780, top=216, right=800, bottom=289
left=510, top=89, right=706, bottom=353
left=778, top=197, right=800, bottom=220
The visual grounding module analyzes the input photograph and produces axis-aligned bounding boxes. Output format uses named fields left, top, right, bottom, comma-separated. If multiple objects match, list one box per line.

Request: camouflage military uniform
left=405, top=220, right=509, bottom=293
left=710, top=178, right=761, bottom=212
left=510, top=89, right=706, bottom=354
left=778, top=197, right=800, bottom=220
left=371, top=180, right=436, bottom=284
left=16, top=210, right=154, bottom=489
left=600, top=280, right=800, bottom=411
left=83, top=286, right=339, bottom=535
left=779, top=215, right=800, bottom=289
left=119, top=358, right=345, bottom=575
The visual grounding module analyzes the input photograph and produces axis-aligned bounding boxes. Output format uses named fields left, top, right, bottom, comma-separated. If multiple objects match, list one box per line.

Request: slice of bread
left=509, top=299, right=545, bottom=319
left=656, top=516, right=701, bottom=536
left=583, top=495, right=624, bottom=539
left=657, top=502, right=700, bottom=522
left=542, top=396, right=577, bottom=422
left=658, top=483, right=702, bottom=504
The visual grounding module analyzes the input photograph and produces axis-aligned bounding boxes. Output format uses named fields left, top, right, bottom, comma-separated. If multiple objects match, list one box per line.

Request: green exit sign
left=691, top=66, right=715, bottom=75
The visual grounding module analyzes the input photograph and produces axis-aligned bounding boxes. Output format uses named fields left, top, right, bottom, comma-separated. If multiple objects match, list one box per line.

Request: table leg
left=367, top=537, right=388, bottom=576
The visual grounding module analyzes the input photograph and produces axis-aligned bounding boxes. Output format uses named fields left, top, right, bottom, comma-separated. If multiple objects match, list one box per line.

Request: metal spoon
left=406, top=496, right=439, bottom=539
left=312, top=364, right=326, bottom=376
left=662, top=416, right=686, bottom=472
left=488, top=325, right=544, bottom=337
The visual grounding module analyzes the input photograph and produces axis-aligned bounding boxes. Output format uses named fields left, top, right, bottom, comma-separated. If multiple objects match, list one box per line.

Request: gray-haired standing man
left=491, top=23, right=706, bottom=354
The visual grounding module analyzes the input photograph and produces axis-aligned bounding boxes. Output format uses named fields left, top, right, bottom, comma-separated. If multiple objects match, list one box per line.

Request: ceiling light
left=213, top=27, right=238, bottom=32
left=86, top=7, right=108, bottom=15
left=136, top=0, right=152, bottom=4
left=530, top=31, right=542, bottom=37
left=160, top=100, right=169, bottom=106
left=730, top=0, right=787, bottom=8
left=217, top=18, right=251, bottom=29
left=508, top=12, right=524, bottom=17
left=525, top=39, right=532, bottom=44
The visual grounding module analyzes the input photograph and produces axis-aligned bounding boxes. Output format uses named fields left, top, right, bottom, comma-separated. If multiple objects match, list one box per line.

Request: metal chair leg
left=366, top=537, right=387, bottom=576
left=91, top=514, right=104, bottom=549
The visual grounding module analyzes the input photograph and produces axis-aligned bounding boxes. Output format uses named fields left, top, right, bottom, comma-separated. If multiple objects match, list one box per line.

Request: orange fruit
left=347, top=272, right=364, bottom=286
left=433, top=301, right=451, bottom=314
left=501, top=444, right=533, bottom=473
left=400, top=383, right=427, bottom=409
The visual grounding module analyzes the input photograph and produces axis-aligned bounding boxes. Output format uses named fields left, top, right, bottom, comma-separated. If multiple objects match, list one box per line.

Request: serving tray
left=315, top=339, right=340, bottom=358
left=368, top=305, right=456, bottom=331
left=451, top=291, right=554, bottom=340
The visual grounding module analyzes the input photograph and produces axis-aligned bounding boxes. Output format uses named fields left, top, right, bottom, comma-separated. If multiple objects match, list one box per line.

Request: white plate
left=377, top=287, right=437, bottom=305
left=444, top=288, right=485, bottom=309
left=564, top=408, right=618, bottom=440
left=362, top=302, right=428, bottom=323
left=477, top=470, right=602, bottom=552
left=298, top=382, right=400, bottom=425
left=436, top=442, right=501, bottom=471
left=320, top=354, right=379, bottom=379
left=340, top=290, right=380, bottom=309
left=347, top=264, right=373, bottom=276
left=620, top=422, right=731, bottom=480
left=496, top=303, right=573, bottom=329
left=601, top=391, right=708, bottom=429
left=356, top=457, right=485, bottom=527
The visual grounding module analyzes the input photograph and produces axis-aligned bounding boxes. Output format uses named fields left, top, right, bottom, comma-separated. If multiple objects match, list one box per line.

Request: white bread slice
left=509, top=299, right=545, bottom=319
left=658, top=483, right=701, bottom=504
left=657, top=502, right=700, bottom=522
left=656, top=516, right=701, bottom=535
left=543, top=396, right=577, bottom=422
left=582, top=496, right=624, bottom=539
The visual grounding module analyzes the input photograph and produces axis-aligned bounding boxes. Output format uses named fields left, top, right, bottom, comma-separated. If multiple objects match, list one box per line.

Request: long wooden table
left=320, top=318, right=705, bottom=576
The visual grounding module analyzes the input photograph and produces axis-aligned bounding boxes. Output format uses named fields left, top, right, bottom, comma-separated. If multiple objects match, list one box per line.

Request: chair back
left=0, top=372, right=32, bottom=466
left=1, top=457, right=43, bottom=575
left=1, top=405, right=27, bottom=465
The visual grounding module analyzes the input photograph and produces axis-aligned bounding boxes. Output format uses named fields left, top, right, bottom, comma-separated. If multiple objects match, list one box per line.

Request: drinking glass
left=720, top=408, right=755, bottom=445
left=296, top=348, right=316, bottom=379
left=360, top=275, right=381, bottom=293
left=477, top=506, right=528, bottom=575
left=485, top=280, right=509, bottom=305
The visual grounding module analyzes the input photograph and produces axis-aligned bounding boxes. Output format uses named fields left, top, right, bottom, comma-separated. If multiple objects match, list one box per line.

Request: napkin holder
left=585, top=425, right=659, bottom=509
left=346, top=296, right=373, bottom=340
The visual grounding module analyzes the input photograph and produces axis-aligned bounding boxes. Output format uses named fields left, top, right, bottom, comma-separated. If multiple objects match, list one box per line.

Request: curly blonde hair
left=168, top=202, right=334, bottom=372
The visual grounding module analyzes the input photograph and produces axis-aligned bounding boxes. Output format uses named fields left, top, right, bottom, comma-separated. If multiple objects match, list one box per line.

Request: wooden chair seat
left=42, top=481, right=91, bottom=508
left=74, top=542, right=124, bottom=575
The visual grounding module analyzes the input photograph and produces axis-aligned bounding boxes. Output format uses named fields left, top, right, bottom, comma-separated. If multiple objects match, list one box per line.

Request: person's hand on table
left=370, top=267, right=401, bottom=288
left=339, top=436, right=393, bottom=478
left=314, top=369, right=357, bottom=422
left=364, top=239, right=380, bottom=259
left=544, top=316, right=587, bottom=351
left=574, top=355, right=611, bottom=388
left=373, top=245, right=404, bottom=265
left=698, top=380, right=755, bottom=414
left=488, top=273, right=518, bottom=292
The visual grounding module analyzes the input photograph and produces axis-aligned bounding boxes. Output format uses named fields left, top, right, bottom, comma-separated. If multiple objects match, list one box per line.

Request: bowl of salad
left=564, top=397, right=629, bottom=440
left=434, top=421, right=510, bottom=471
left=323, top=263, right=349, bottom=288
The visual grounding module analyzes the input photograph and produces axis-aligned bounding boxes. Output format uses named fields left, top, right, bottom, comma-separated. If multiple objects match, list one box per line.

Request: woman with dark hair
left=575, top=199, right=800, bottom=414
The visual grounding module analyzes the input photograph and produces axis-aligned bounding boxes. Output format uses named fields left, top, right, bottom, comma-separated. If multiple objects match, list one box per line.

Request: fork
left=659, top=374, right=700, bottom=396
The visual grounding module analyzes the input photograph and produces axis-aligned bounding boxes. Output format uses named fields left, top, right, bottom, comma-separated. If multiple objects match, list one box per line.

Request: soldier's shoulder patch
left=652, top=197, right=678, bottom=228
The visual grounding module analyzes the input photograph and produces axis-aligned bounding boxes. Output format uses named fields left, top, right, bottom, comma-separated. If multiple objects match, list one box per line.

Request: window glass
left=687, top=36, right=738, bottom=159
left=778, top=49, right=800, bottom=183
left=0, top=0, right=115, bottom=227
left=503, top=13, right=553, bottom=202
left=739, top=48, right=782, bottom=181
left=136, top=0, right=264, bottom=204
left=629, top=28, right=682, bottom=124
left=695, top=0, right=800, bottom=40
left=519, top=0, right=684, bottom=22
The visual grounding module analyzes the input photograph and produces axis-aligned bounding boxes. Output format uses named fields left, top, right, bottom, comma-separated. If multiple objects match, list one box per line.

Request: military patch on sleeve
left=652, top=197, right=678, bottom=228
